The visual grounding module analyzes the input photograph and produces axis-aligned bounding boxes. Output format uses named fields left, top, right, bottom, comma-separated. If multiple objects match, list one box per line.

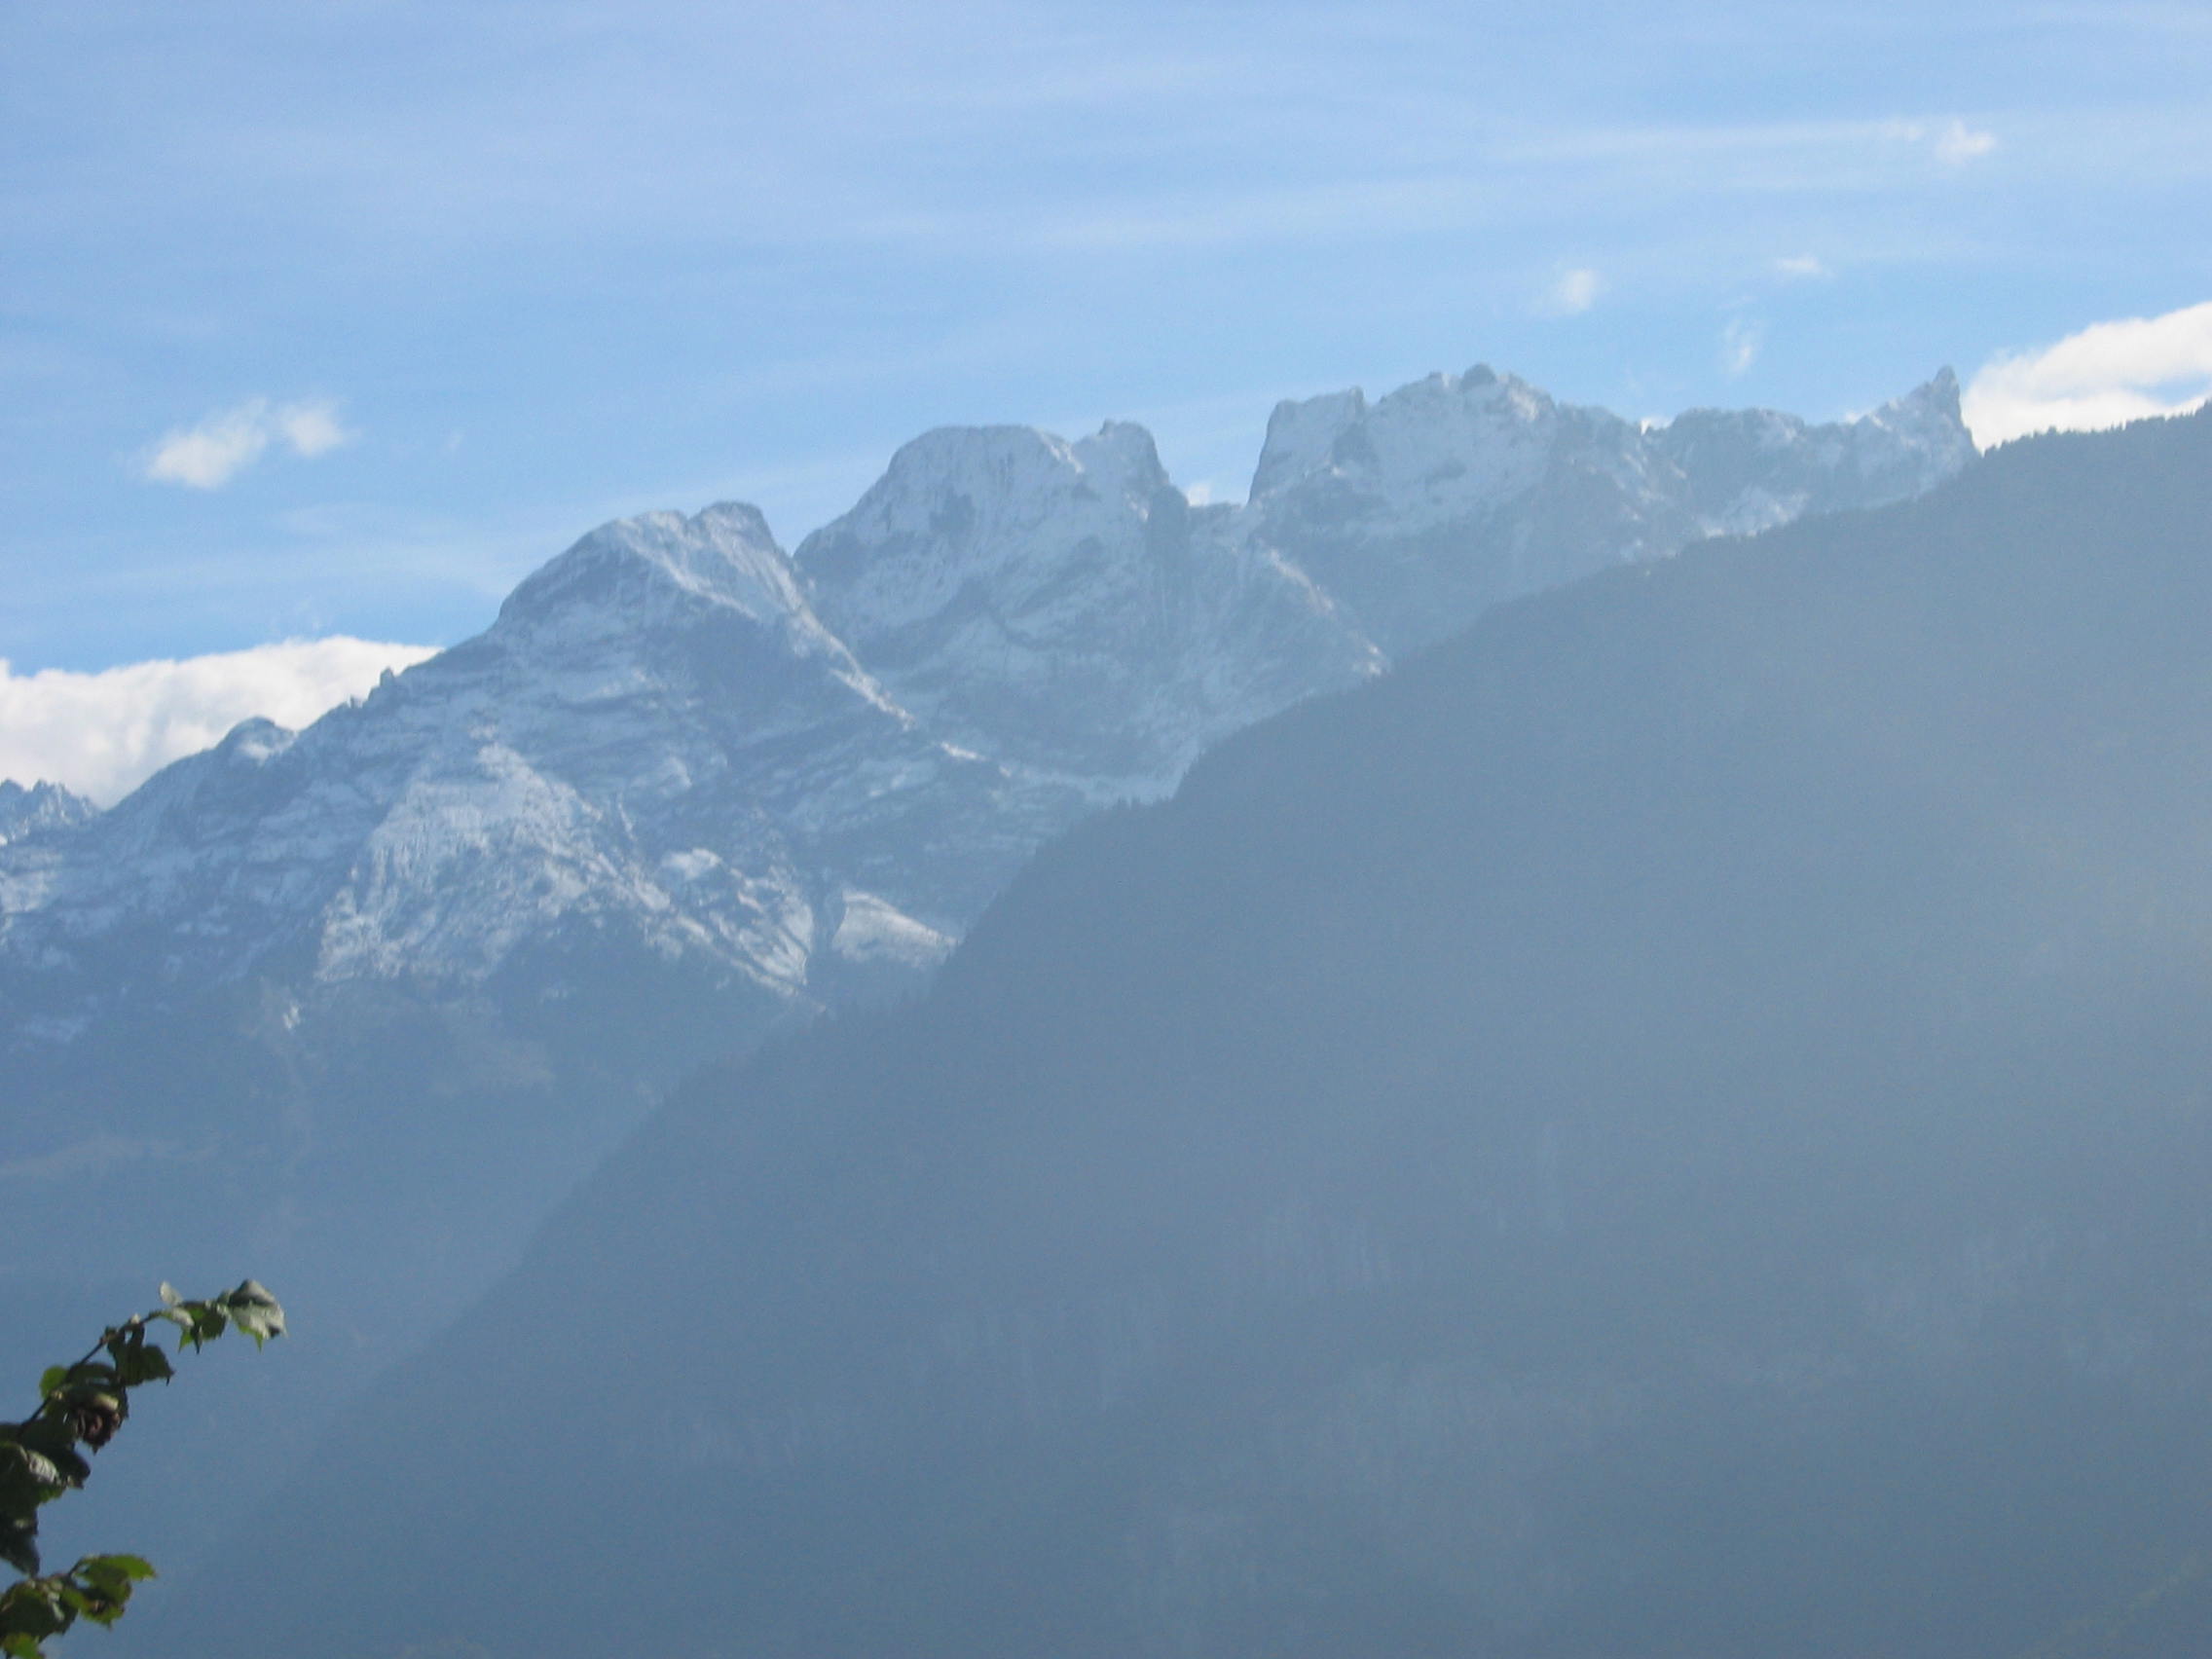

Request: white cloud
left=144, top=397, right=355, bottom=489
left=1934, top=119, right=1998, bottom=166
left=1880, top=117, right=1998, bottom=167
left=144, top=404, right=273, bottom=490
left=1721, top=316, right=1763, bottom=377
left=1963, top=299, right=2212, bottom=448
left=1773, top=253, right=1829, bottom=279
left=0, top=637, right=439, bottom=805
left=1537, top=267, right=1604, bottom=317
left=277, top=401, right=350, bottom=458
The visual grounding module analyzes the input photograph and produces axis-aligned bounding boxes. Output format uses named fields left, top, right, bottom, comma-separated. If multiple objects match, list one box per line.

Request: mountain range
left=143, top=404, right=2212, bottom=1659
left=0, top=361, right=1972, bottom=1571
left=2, top=366, right=1968, bottom=1043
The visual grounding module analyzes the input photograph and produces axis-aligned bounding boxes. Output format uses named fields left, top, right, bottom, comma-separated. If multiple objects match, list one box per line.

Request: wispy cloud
left=143, top=397, right=355, bottom=489
left=1773, top=253, right=1830, bottom=279
left=0, top=1134, right=199, bottom=1184
left=1933, top=118, right=1998, bottom=165
left=0, top=637, right=438, bottom=804
left=1874, top=116, right=1999, bottom=167
left=1536, top=267, right=1604, bottom=317
left=1963, top=299, right=2212, bottom=448
left=1721, top=316, right=1764, bottom=376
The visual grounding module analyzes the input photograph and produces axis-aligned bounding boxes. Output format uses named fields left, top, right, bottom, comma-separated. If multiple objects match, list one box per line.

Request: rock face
left=0, top=505, right=1018, bottom=1032
left=799, top=423, right=1378, bottom=794
left=1244, top=364, right=1972, bottom=656
left=0, top=778, right=95, bottom=846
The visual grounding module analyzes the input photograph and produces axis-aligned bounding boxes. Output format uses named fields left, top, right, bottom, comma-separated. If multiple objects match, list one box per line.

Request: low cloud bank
left=0, top=638, right=440, bottom=805
left=1965, top=300, right=2212, bottom=449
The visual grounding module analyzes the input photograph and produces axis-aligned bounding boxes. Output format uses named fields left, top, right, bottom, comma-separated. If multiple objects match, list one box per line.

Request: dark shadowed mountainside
left=148, top=409, right=2212, bottom=1657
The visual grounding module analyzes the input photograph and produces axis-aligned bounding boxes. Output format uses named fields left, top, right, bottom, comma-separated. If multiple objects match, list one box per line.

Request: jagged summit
left=0, top=494, right=1014, bottom=1013
left=1251, top=364, right=1577, bottom=528
left=1249, top=386, right=1369, bottom=500
left=0, top=779, right=96, bottom=846
left=798, top=422, right=1173, bottom=630
left=799, top=417, right=1376, bottom=789
left=500, top=500, right=823, bottom=637
left=3, top=359, right=1976, bottom=1030
left=1653, top=369, right=1977, bottom=539
left=1247, top=363, right=1973, bottom=654
left=1855, top=365, right=1973, bottom=462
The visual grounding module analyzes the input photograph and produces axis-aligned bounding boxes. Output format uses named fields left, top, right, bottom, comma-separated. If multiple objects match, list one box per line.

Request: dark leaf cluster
left=0, top=1283, right=282, bottom=1659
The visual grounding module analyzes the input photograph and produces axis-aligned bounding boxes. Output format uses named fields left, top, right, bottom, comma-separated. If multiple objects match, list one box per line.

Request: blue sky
left=3, top=0, right=2209, bottom=787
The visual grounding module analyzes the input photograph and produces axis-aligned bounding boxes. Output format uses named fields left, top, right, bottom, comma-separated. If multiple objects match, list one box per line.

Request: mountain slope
left=0, top=503, right=1030, bottom=1567
left=0, top=361, right=1972, bottom=1586
left=1, top=502, right=1009, bottom=1023
left=171, top=408, right=2212, bottom=1659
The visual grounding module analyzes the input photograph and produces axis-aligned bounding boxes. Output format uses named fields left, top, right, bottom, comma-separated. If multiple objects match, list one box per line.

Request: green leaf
left=221, top=1282, right=286, bottom=1347
left=0, top=1579, right=70, bottom=1641
left=8, top=1427, right=87, bottom=1491
left=59, top=1573, right=129, bottom=1628
left=0, top=1633, right=43, bottom=1659
left=33, top=1371, right=63, bottom=1402
left=77, top=1555, right=153, bottom=1585
left=114, top=1343, right=173, bottom=1387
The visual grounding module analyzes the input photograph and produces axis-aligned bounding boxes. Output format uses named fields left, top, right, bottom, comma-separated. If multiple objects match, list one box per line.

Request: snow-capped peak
left=1247, top=363, right=1973, bottom=655
left=1248, top=364, right=1575, bottom=526
left=500, top=501, right=811, bottom=633
left=2, top=360, right=1978, bottom=1037
left=0, top=779, right=97, bottom=847
left=1249, top=387, right=1368, bottom=500
left=793, top=418, right=1376, bottom=790
left=1855, top=368, right=1973, bottom=462
left=797, top=424, right=1176, bottom=632
left=1068, top=421, right=1172, bottom=502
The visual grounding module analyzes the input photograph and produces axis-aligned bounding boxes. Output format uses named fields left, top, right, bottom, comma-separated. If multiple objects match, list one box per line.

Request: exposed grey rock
left=1246, top=365, right=1971, bottom=656
left=0, top=778, right=96, bottom=846
left=2, top=367, right=1972, bottom=1035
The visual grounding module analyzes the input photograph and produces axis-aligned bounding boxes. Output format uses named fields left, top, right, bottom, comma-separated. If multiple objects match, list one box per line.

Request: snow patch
left=830, top=890, right=954, bottom=970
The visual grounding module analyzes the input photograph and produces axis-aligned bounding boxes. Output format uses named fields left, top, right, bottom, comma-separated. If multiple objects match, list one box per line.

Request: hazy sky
left=4, top=1, right=2209, bottom=728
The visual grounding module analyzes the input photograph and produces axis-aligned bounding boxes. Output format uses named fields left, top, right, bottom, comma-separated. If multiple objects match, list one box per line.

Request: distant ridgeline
left=133, top=406, right=2212, bottom=1658
left=0, top=364, right=1970, bottom=1572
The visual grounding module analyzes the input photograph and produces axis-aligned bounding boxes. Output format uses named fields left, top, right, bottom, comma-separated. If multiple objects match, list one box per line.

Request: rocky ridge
left=1, top=367, right=1972, bottom=1044
left=0, top=779, right=95, bottom=846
